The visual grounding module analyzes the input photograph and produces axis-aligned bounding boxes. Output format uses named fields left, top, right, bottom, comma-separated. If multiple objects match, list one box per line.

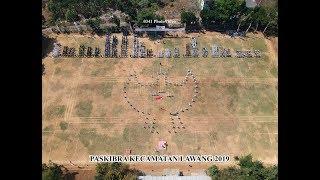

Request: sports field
left=42, top=32, right=278, bottom=166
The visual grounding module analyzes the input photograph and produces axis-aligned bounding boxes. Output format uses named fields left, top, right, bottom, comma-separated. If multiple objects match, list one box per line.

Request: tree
left=252, top=7, right=267, bottom=32
left=206, top=155, right=278, bottom=180
left=87, top=18, right=103, bottom=34
left=138, top=0, right=152, bottom=8
left=42, top=162, right=64, bottom=180
left=212, top=0, right=243, bottom=28
left=65, top=9, right=79, bottom=22
left=200, top=0, right=244, bottom=30
left=217, top=166, right=244, bottom=180
left=44, top=0, right=162, bottom=26
left=200, top=0, right=277, bottom=35
left=181, top=11, right=199, bottom=31
left=238, top=154, right=258, bottom=168
left=136, top=9, right=164, bottom=27
left=264, top=165, right=278, bottom=180
left=235, top=2, right=252, bottom=32
left=95, top=162, right=144, bottom=180
left=262, top=8, right=278, bottom=35
left=200, top=8, right=216, bottom=30
left=116, top=0, right=138, bottom=20
left=47, top=0, right=63, bottom=22
left=207, top=165, right=219, bottom=179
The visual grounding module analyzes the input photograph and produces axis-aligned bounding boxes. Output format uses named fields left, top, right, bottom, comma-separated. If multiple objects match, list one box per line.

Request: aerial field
left=42, top=32, right=278, bottom=166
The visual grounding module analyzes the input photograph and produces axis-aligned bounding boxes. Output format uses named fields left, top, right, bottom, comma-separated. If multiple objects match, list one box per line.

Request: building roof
left=134, top=27, right=185, bottom=32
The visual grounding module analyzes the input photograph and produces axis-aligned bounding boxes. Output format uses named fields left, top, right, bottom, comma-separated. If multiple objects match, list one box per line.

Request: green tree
left=95, top=162, right=143, bottom=180
left=65, top=9, right=79, bottom=22
left=217, top=166, right=244, bottom=180
left=212, top=0, right=243, bottom=26
left=136, top=9, right=164, bottom=27
left=207, top=155, right=278, bottom=180
left=45, top=0, right=162, bottom=24
left=181, top=11, right=197, bottom=25
left=262, top=7, right=278, bottom=35
left=116, top=0, right=138, bottom=20
left=47, top=0, right=63, bottom=22
left=87, top=18, right=103, bottom=34
left=138, top=0, right=151, bottom=8
left=207, top=165, right=219, bottom=179
left=200, top=8, right=216, bottom=29
left=264, top=165, right=278, bottom=180
left=42, top=162, right=64, bottom=180
left=238, top=154, right=255, bottom=168
left=200, top=0, right=277, bottom=35
left=201, top=0, right=245, bottom=30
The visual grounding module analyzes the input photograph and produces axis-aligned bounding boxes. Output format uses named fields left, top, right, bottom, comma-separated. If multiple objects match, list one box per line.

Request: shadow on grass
left=42, top=34, right=56, bottom=58
left=64, top=171, right=79, bottom=180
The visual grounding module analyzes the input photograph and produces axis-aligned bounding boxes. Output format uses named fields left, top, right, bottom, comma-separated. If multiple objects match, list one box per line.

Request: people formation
left=123, top=68, right=199, bottom=135
left=52, top=33, right=262, bottom=59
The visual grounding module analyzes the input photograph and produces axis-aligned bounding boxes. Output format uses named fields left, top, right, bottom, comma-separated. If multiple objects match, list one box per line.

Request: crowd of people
left=53, top=35, right=262, bottom=59
left=122, top=69, right=199, bottom=135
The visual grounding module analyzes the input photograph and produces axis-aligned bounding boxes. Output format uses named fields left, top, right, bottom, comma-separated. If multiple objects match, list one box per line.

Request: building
left=134, top=27, right=185, bottom=33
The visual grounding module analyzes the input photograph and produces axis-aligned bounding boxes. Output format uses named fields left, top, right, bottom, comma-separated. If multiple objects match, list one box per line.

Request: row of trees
left=95, top=162, right=144, bottom=179
left=46, top=0, right=166, bottom=23
left=47, top=0, right=106, bottom=22
left=42, top=162, right=144, bottom=180
left=45, top=0, right=277, bottom=36
left=42, top=162, right=77, bottom=180
left=42, top=155, right=277, bottom=180
left=200, top=0, right=278, bottom=35
left=180, top=0, right=277, bottom=35
left=46, top=0, right=168, bottom=35
left=207, top=154, right=278, bottom=180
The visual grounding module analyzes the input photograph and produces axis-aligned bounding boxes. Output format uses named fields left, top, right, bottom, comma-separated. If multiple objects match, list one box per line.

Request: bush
left=42, top=162, right=64, bottom=180
left=207, top=165, right=219, bottom=178
left=207, top=155, right=278, bottom=180
left=181, top=11, right=199, bottom=31
left=200, top=0, right=278, bottom=36
left=87, top=18, right=103, bottom=34
left=65, top=9, right=79, bottom=22
left=137, top=9, right=165, bottom=27
left=95, top=163, right=144, bottom=180
left=59, top=121, right=68, bottom=130
left=42, top=162, right=76, bottom=180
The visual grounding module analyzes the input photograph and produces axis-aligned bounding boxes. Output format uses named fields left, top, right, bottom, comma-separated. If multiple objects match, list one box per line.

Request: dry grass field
left=42, top=32, right=278, bottom=168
